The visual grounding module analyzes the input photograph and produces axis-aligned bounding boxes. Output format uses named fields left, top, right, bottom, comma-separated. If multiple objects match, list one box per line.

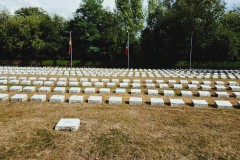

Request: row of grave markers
left=0, top=93, right=236, bottom=109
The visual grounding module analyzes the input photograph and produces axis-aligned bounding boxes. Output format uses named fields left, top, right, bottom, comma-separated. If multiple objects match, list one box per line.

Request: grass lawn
left=0, top=102, right=240, bottom=159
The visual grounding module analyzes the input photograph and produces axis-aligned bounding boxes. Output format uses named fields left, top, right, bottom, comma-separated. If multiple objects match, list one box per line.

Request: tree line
left=0, top=0, right=240, bottom=67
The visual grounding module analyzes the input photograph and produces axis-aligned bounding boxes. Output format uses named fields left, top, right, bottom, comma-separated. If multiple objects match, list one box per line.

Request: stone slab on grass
left=201, top=85, right=211, bottom=90
left=109, top=96, right=122, bottom=105
left=215, top=100, right=233, bottom=109
left=233, top=92, right=240, bottom=98
left=215, top=92, right=229, bottom=98
left=49, top=95, right=65, bottom=103
left=159, top=84, right=169, bottom=89
left=69, top=87, right=81, bottom=94
left=0, top=94, right=9, bottom=101
left=215, top=85, right=226, bottom=91
left=69, top=96, right=83, bottom=103
left=23, top=86, right=36, bottom=92
left=192, top=100, right=208, bottom=108
left=181, top=91, right=193, bottom=97
left=131, top=89, right=141, bottom=94
left=99, top=88, right=110, bottom=94
left=55, top=118, right=80, bottom=131
left=53, top=87, right=66, bottom=93
left=11, top=94, right=28, bottom=102
left=38, top=87, right=51, bottom=92
left=129, top=97, right=142, bottom=105
left=9, top=86, right=22, bottom=92
left=173, top=84, right=183, bottom=89
left=84, top=88, right=96, bottom=94
left=170, top=99, right=185, bottom=107
left=148, top=89, right=159, bottom=95
left=230, top=86, right=240, bottom=91
left=163, top=90, right=174, bottom=96
left=150, top=98, right=164, bottom=106
left=30, top=95, right=46, bottom=102
left=115, top=88, right=126, bottom=94
left=188, top=84, right=198, bottom=90
left=198, top=91, right=211, bottom=97
left=88, top=96, right=102, bottom=104
left=69, top=82, right=79, bottom=87
left=0, top=85, right=7, bottom=91
left=120, top=83, right=128, bottom=88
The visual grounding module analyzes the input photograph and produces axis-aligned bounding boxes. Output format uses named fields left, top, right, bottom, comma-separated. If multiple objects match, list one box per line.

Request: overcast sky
left=0, top=0, right=240, bottom=19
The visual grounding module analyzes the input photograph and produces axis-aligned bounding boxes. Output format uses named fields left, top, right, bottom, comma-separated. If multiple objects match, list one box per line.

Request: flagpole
left=190, top=31, right=193, bottom=71
left=70, top=31, right=73, bottom=68
left=128, top=0, right=130, bottom=69
left=128, top=30, right=130, bottom=69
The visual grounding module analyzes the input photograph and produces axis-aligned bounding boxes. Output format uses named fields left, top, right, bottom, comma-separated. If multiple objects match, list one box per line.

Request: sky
left=0, top=0, right=240, bottom=19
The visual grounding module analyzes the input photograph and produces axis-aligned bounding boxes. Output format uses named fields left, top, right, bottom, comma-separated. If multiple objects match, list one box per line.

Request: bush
left=41, top=60, right=54, bottom=66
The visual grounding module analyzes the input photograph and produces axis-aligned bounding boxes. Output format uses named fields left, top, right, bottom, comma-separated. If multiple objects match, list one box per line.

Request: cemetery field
left=0, top=102, right=240, bottom=159
left=1, top=67, right=240, bottom=159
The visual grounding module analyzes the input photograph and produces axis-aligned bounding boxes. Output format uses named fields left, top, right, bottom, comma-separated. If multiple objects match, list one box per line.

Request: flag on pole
left=68, top=33, right=72, bottom=55
left=125, top=41, right=129, bottom=57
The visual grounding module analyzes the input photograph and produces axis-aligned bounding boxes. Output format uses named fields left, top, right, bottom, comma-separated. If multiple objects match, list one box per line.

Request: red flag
left=125, top=41, right=128, bottom=57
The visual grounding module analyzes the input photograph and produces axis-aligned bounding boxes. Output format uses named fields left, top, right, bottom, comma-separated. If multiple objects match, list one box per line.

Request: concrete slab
left=0, top=85, right=7, bottom=91
left=82, top=82, right=92, bottom=87
left=94, top=82, right=104, bottom=87
left=115, top=88, right=126, bottom=94
left=55, top=118, right=80, bottom=131
left=107, top=82, right=116, bottom=87
left=49, top=95, right=65, bottom=102
left=131, top=89, right=141, bottom=94
left=120, top=83, right=128, bottom=88
left=215, top=92, right=229, bottom=98
left=109, top=97, right=122, bottom=105
left=198, top=91, right=211, bottom=97
left=69, top=96, right=83, bottom=103
left=23, top=86, right=36, bottom=92
left=173, top=84, right=183, bottom=89
left=69, top=82, right=79, bottom=87
left=9, top=86, right=22, bottom=92
left=33, top=81, right=43, bottom=86
left=88, top=96, right=102, bottom=104
left=150, top=98, right=164, bottom=106
left=159, top=84, right=168, bottom=89
left=20, top=80, right=31, bottom=85
left=148, top=89, right=159, bottom=95
left=84, top=88, right=96, bottom=94
left=201, top=85, right=211, bottom=90
left=56, top=81, right=67, bottom=86
left=129, top=97, right=142, bottom=105
left=30, top=95, right=46, bottom=102
left=230, top=86, right=240, bottom=91
left=69, top=87, right=81, bottom=93
left=0, top=94, right=9, bottom=101
left=53, top=87, right=66, bottom=93
left=11, top=94, right=28, bottom=102
left=215, top=100, right=233, bottom=109
left=188, top=84, right=198, bottom=90
left=38, top=87, right=51, bottom=92
left=215, top=85, right=226, bottom=91
left=192, top=100, right=208, bottom=108
left=170, top=99, right=185, bottom=107
left=163, top=90, right=174, bottom=96
left=181, top=91, right=193, bottom=97
left=146, top=83, right=155, bottom=88
left=233, top=92, right=240, bottom=98
left=99, top=88, right=110, bottom=94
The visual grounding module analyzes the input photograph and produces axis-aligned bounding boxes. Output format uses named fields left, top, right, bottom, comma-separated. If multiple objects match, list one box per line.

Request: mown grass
left=0, top=102, right=239, bottom=159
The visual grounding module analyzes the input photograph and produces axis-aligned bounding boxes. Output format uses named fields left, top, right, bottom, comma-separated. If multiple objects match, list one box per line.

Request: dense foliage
left=0, top=0, right=240, bottom=67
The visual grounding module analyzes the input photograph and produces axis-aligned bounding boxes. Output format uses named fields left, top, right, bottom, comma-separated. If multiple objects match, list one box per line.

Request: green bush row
left=175, top=61, right=240, bottom=68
